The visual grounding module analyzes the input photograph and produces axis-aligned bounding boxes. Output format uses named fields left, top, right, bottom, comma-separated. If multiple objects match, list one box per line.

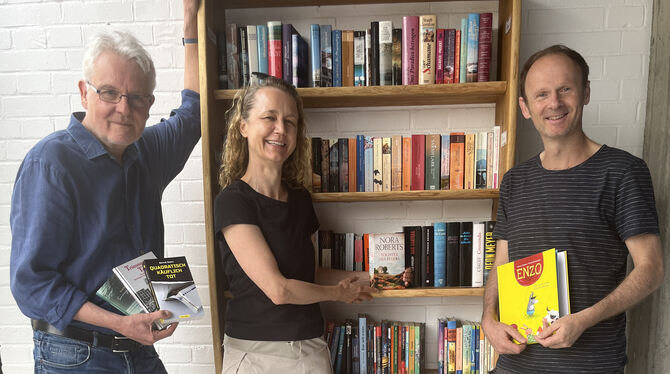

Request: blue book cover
left=335, top=325, right=346, bottom=374
left=433, top=222, right=447, bottom=287
left=310, top=24, right=321, bottom=87
left=474, top=324, right=480, bottom=373
left=333, top=29, right=342, bottom=87
left=282, top=23, right=297, bottom=85
left=471, top=324, right=477, bottom=373
left=358, top=315, right=367, bottom=374
left=466, top=13, right=480, bottom=82
left=320, top=24, right=333, bottom=87
left=256, top=24, right=268, bottom=74
left=364, top=136, right=373, bottom=192
left=356, top=135, right=365, bottom=192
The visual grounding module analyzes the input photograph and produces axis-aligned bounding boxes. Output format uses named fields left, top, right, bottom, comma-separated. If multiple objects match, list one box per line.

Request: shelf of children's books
left=213, top=81, right=507, bottom=108
left=375, top=287, right=485, bottom=298
left=311, top=189, right=498, bottom=202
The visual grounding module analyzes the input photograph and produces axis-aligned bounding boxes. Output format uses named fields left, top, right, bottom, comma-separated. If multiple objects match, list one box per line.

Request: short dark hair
left=519, top=44, right=589, bottom=100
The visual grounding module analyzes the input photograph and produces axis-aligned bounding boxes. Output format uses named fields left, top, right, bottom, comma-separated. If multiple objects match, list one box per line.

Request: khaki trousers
left=222, top=334, right=333, bottom=374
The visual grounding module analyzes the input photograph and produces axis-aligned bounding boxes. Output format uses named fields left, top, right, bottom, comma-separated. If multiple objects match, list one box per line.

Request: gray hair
left=82, top=30, right=156, bottom=91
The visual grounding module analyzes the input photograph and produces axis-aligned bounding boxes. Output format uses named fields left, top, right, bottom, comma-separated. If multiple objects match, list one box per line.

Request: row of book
left=95, top=252, right=204, bottom=327
left=318, top=221, right=497, bottom=289
left=437, top=318, right=497, bottom=374
left=326, top=315, right=426, bottom=374
left=219, top=13, right=492, bottom=89
left=311, top=129, right=501, bottom=193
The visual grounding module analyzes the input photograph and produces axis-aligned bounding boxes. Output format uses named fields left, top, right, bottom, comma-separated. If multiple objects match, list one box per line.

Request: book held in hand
left=143, top=256, right=205, bottom=324
left=497, top=248, right=570, bottom=344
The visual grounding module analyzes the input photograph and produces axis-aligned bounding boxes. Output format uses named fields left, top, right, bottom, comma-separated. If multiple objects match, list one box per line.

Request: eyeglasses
left=86, top=81, right=155, bottom=109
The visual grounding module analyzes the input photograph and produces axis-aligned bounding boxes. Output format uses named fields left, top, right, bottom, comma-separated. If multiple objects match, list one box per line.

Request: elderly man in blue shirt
left=9, top=1, right=200, bottom=372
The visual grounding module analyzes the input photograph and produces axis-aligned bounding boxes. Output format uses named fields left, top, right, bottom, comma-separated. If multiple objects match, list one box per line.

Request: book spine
left=282, top=24, right=294, bottom=84
left=311, top=137, right=322, bottom=192
left=411, top=134, right=425, bottom=190
left=349, top=137, right=357, bottom=192
left=391, top=135, right=402, bottom=191
left=471, top=222, right=485, bottom=287
left=321, top=24, right=333, bottom=87
left=246, top=25, right=259, bottom=75
left=477, top=13, right=492, bottom=82
left=433, top=222, right=447, bottom=287
left=446, top=222, right=461, bottom=287
left=354, top=31, right=366, bottom=86
left=333, top=29, right=343, bottom=87
left=346, top=232, right=355, bottom=271
left=342, top=30, right=355, bottom=87
left=392, top=28, right=402, bottom=85
left=454, top=29, right=461, bottom=83
left=483, top=221, right=496, bottom=284
left=459, top=222, right=473, bottom=287
left=296, top=35, right=309, bottom=87
left=447, top=320, right=457, bottom=374
left=422, top=226, right=434, bottom=287
left=329, top=138, right=339, bottom=192
left=310, top=24, right=321, bottom=87
left=492, top=126, right=501, bottom=188
left=357, top=135, right=366, bottom=192
left=440, top=134, right=450, bottom=190
left=256, top=24, right=268, bottom=74
left=475, top=132, right=488, bottom=189
left=339, top=138, right=349, bottom=192
left=404, top=226, right=422, bottom=287
left=435, top=28, right=445, bottom=84
left=378, top=21, right=393, bottom=86
left=419, top=15, right=437, bottom=84
left=402, top=136, right=412, bottom=191
left=267, top=21, right=282, bottom=79
left=216, top=31, right=228, bottom=89
left=444, top=29, right=456, bottom=84
left=459, top=18, right=467, bottom=84
left=373, top=137, right=383, bottom=192
left=320, top=139, right=330, bottom=192
left=238, top=26, right=249, bottom=86
left=226, top=24, right=240, bottom=89
left=364, top=136, right=374, bottom=192
left=355, top=234, right=363, bottom=271
left=292, top=34, right=299, bottom=87
left=359, top=316, right=368, bottom=374
left=464, top=133, right=475, bottom=189
left=466, top=13, right=479, bottom=83
left=402, top=16, right=419, bottom=85
left=382, top=137, right=391, bottom=192
left=370, top=21, right=380, bottom=86
left=449, top=133, right=465, bottom=190
left=425, top=134, right=440, bottom=190
left=485, top=130, right=494, bottom=189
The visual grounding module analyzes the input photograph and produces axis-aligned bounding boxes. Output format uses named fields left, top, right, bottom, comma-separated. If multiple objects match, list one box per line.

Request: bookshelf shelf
left=312, top=189, right=498, bottom=202
left=197, top=0, right=520, bottom=371
left=376, top=287, right=484, bottom=298
left=214, top=81, right=508, bottom=108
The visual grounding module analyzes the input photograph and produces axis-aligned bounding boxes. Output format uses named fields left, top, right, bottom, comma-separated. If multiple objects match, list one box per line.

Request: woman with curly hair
left=214, top=73, right=376, bottom=373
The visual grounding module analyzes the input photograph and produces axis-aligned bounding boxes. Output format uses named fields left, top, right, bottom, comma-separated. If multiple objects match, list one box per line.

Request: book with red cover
left=477, top=13, right=493, bottom=82
left=402, top=16, right=419, bottom=85
left=267, top=21, right=282, bottom=79
left=402, top=136, right=412, bottom=191
left=435, top=29, right=445, bottom=84
left=411, top=134, right=425, bottom=190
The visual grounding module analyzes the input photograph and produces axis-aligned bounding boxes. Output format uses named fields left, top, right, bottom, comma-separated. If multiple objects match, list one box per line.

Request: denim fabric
left=33, top=331, right=167, bottom=374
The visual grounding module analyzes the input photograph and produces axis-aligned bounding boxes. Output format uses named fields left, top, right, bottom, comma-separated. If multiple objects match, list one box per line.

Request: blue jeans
left=33, top=330, right=167, bottom=374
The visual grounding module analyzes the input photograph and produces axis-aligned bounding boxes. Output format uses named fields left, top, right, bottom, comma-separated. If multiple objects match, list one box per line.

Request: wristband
left=182, top=37, right=198, bottom=45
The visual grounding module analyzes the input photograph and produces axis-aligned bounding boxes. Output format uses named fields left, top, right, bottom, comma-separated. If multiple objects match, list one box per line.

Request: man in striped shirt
left=482, top=45, right=664, bottom=373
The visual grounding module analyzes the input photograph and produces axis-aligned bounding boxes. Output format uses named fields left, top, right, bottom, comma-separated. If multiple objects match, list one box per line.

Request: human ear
left=519, top=96, right=532, bottom=120
left=78, top=80, right=89, bottom=110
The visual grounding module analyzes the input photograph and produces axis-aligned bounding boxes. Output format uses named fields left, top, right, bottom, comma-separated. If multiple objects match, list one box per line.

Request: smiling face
left=78, top=51, right=154, bottom=160
left=240, top=87, right=298, bottom=169
left=519, top=53, right=590, bottom=142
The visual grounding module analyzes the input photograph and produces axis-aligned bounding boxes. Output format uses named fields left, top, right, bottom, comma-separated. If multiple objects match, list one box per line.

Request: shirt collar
left=67, top=112, right=139, bottom=163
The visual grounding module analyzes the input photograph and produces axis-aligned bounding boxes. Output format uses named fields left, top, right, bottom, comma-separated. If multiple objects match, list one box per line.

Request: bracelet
left=182, top=37, right=198, bottom=45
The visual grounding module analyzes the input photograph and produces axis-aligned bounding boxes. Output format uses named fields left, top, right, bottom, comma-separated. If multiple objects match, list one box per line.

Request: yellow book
left=497, top=248, right=570, bottom=344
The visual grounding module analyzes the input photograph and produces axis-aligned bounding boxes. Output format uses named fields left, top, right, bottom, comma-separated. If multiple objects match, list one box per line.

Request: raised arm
left=183, top=0, right=199, bottom=92
left=481, top=239, right=528, bottom=354
left=536, top=233, right=664, bottom=348
left=223, top=224, right=376, bottom=305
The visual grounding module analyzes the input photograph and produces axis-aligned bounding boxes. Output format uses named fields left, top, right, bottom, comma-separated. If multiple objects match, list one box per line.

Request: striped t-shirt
left=493, top=145, right=659, bottom=373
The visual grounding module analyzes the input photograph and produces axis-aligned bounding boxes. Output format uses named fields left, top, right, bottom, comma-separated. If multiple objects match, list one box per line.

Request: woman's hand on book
left=118, top=310, right=178, bottom=345
left=335, top=275, right=378, bottom=304
left=481, top=315, right=527, bottom=354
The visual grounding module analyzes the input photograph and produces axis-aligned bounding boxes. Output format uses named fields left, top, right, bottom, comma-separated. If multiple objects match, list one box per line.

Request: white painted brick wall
left=0, top=0, right=652, bottom=373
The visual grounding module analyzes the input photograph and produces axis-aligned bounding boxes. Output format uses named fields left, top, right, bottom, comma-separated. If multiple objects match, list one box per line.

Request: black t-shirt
left=213, top=179, right=323, bottom=341
left=494, top=145, right=659, bottom=373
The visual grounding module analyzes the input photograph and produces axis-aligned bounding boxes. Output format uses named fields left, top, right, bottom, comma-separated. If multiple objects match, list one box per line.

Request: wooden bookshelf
left=196, top=1, right=520, bottom=371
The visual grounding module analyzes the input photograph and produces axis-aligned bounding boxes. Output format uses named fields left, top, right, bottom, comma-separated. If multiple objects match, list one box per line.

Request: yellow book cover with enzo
left=497, top=248, right=570, bottom=344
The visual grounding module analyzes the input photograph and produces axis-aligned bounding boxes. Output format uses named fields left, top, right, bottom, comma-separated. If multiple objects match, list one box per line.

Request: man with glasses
left=10, top=1, right=200, bottom=372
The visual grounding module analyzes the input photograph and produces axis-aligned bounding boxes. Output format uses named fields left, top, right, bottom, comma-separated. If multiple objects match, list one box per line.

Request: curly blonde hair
left=218, top=74, right=311, bottom=190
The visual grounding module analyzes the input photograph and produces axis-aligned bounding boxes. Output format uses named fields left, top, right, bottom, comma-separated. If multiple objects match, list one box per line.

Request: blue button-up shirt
left=10, top=90, right=201, bottom=332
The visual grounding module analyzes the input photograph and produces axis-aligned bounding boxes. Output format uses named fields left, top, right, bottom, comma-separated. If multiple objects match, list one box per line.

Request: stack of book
left=96, top=253, right=204, bottom=326
left=219, top=13, right=492, bottom=89
left=310, top=130, right=500, bottom=193
left=326, top=315, right=426, bottom=374
left=318, top=221, right=497, bottom=290
left=437, top=318, right=497, bottom=374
